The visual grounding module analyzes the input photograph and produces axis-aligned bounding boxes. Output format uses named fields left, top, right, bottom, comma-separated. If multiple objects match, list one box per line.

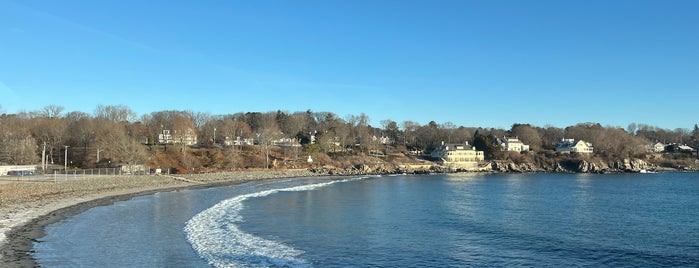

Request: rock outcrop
left=487, top=158, right=654, bottom=173
left=609, top=159, right=653, bottom=172
left=491, top=161, right=543, bottom=172
left=308, top=153, right=666, bottom=175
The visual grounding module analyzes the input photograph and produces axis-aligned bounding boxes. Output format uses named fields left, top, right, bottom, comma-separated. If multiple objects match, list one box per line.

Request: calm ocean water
left=34, top=173, right=699, bottom=267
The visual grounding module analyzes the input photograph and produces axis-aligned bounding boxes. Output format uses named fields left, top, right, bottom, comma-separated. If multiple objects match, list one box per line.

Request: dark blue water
left=34, top=173, right=699, bottom=267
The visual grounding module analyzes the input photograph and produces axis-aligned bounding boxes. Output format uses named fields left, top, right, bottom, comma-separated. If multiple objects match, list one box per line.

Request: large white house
left=159, top=129, right=198, bottom=145
left=500, top=136, right=530, bottom=152
left=555, top=138, right=594, bottom=153
left=431, top=141, right=484, bottom=169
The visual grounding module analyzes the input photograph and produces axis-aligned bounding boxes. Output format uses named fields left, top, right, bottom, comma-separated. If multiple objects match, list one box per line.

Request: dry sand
left=0, top=169, right=316, bottom=267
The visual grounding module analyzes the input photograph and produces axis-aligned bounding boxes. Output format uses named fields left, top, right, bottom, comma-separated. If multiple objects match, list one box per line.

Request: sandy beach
left=0, top=169, right=316, bottom=267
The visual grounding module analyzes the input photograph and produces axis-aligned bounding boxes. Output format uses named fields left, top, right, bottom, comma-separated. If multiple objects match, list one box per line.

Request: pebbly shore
left=0, top=169, right=317, bottom=268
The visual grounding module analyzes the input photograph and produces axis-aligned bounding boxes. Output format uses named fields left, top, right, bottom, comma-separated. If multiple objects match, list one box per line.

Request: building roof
left=439, top=143, right=475, bottom=151
left=556, top=138, right=593, bottom=149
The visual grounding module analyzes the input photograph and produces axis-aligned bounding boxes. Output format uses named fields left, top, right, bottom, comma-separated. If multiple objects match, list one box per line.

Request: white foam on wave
left=184, top=177, right=366, bottom=268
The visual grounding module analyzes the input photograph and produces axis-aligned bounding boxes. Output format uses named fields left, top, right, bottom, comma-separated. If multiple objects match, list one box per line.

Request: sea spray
left=184, top=177, right=366, bottom=268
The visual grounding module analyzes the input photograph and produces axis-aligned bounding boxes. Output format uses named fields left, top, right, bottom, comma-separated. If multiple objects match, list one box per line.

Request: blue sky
left=1, top=0, right=697, bottom=129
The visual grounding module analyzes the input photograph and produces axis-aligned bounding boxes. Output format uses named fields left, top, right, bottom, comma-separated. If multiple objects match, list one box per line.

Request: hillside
left=144, top=145, right=698, bottom=175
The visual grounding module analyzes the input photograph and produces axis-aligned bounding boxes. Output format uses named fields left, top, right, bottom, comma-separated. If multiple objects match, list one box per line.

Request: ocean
left=33, top=173, right=699, bottom=267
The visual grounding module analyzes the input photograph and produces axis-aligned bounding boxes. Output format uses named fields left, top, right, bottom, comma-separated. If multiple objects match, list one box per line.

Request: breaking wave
left=184, top=177, right=365, bottom=268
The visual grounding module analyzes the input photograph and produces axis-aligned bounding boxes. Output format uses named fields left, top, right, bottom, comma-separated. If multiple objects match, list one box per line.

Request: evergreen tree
left=473, top=130, right=501, bottom=160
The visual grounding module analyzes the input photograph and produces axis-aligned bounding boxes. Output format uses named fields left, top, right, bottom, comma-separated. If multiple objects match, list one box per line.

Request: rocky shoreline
left=310, top=158, right=691, bottom=176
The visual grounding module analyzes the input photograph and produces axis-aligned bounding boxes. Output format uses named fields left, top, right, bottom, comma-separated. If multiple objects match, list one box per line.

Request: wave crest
left=184, top=177, right=364, bottom=267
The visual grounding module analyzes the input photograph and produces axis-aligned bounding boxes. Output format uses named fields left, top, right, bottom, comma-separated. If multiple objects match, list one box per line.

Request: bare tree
left=256, top=113, right=281, bottom=169
left=541, top=125, right=564, bottom=150
left=220, top=119, right=252, bottom=144
left=511, top=124, right=542, bottom=151
left=627, top=123, right=638, bottom=135
left=0, top=116, right=39, bottom=165
left=315, top=113, right=348, bottom=153
left=441, top=121, right=457, bottom=144
left=454, top=126, right=475, bottom=144
left=65, top=111, right=96, bottom=165
left=199, top=116, right=223, bottom=146
left=93, top=121, right=146, bottom=167
left=188, top=111, right=212, bottom=128
left=95, top=104, right=136, bottom=122
left=40, top=105, right=64, bottom=118
left=28, top=111, right=67, bottom=169
left=401, top=120, right=420, bottom=148
left=217, top=119, right=252, bottom=170
left=346, top=113, right=372, bottom=153
left=173, top=114, right=197, bottom=150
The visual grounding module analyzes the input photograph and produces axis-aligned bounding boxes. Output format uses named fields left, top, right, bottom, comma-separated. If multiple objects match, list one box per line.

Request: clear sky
left=1, top=0, right=697, bottom=130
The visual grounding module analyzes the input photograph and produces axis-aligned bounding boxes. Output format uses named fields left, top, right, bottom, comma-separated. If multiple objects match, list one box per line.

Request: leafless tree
left=401, top=120, right=420, bottom=147
left=28, top=112, right=67, bottom=169
left=541, top=125, right=564, bottom=150
left=0, top=116, right=39, bottom=165
left=217, top=119, right=252, bottom=170
left=454, top=126, right=474, bottom=144
left=256, top=113, right=281, bottom=169
left=441, top=121, right=457, bottom=144
left=511, top=124, right=542, bottom=151
left=40, top=105, right=64, bottom=118
left=346, top=113, right=373, bottom=153
left=97, top=124, right=147, bottom=166
left=173, top=113, right=197, bottom=148
left=187, top=111, right=212, bottom=128
left=65, top=111, right=96, bottom=165
left=95, top=104, right=136, bottom=122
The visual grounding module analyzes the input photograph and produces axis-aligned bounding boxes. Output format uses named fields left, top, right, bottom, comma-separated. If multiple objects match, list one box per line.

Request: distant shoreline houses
left=147, top=128, right=699, bottom=172
left=428, top=137, right=601, bottom=170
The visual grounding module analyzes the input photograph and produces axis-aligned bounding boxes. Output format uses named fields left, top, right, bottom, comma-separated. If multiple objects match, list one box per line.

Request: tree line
left=1, top=104, right=698, bottom=170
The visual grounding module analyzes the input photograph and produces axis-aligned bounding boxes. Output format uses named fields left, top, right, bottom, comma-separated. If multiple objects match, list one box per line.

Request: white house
left=500, top=136, right=530, bottom=152
left=223, top=136, right=254, bottom=146
left=159, top=129, right=198, bottom=145
left=158, top=130, right=174, bottom=144
left=555, top=138, right=594, bottom=153
left=431, top=141, right=484, bottom=169
left=646, top=142, right=665, bottom=153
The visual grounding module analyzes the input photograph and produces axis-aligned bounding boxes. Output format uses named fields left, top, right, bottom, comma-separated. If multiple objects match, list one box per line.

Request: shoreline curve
left=0, top=169, right=317, bottom=268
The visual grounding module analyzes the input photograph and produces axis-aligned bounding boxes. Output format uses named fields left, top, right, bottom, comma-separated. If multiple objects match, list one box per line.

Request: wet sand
left=0, top=170, right=316, bottom=267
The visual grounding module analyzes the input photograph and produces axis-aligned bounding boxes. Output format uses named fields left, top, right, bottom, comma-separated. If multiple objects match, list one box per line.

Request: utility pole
left=64, top=145, right=69, bottom=178
left=42, top=141, right=46, bottom=173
